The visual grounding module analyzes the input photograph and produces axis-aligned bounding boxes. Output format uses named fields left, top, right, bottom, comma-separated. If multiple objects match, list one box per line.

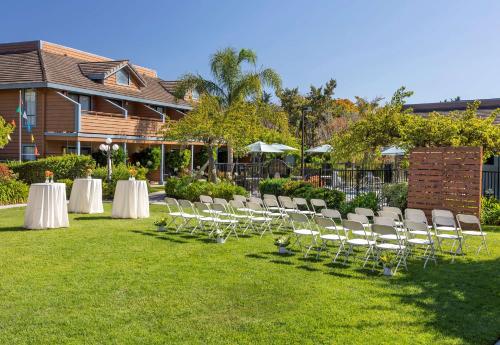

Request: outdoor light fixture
left=100, top=138, right=119, bottom=182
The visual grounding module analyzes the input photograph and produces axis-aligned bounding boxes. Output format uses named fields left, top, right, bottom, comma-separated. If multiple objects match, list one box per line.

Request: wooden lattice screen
left=408, top=146, right=483, bottom=220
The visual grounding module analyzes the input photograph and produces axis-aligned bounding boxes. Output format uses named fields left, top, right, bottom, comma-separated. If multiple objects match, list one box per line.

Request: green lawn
left=0, top=204, right=498, bottom=345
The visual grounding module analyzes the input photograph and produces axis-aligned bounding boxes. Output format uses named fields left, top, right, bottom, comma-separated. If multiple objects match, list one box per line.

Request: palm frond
left=237, top=49, right=257, bottom=66
left=259, top=68, right=282, bottom=91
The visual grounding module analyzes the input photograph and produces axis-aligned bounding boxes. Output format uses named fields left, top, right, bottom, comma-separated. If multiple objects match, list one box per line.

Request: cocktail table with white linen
left=111, top=180, right=149, bottom=219
left=24, top=183, right=69, bottom=229
left=68, top=178, right=104, bottom=214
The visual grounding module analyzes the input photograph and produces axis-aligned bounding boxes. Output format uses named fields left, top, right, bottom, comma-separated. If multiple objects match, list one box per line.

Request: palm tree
left=174, top=47, right=281, bottom=174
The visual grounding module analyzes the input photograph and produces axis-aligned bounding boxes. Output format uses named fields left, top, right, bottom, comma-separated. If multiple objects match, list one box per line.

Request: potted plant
left=128, top=167, right=137, bottom=180
left=214, top=229, right=226, bottom=244
left=380, top=253, right=395, bottom=276
left=274, top=236, right=291, bottom=254
left=153, top=218, right=168, bottom=232
left=45, top=170, right=54, bottom=183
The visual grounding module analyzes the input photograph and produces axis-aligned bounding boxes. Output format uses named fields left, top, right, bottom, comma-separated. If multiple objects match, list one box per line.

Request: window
left=65, top=146, right=91, bottom=155
left=23, top=89, right=36, bottom=128
left=22, top=145, right=36, bottom=161
left=68, top=93, right=92, bottom=111
left=191, top=89, right=200, bottom=101
left=116, top=69, right=130, bottom=85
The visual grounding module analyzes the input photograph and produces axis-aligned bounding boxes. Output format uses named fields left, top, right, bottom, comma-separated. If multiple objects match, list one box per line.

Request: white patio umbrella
left=305, top=144, right=332, bottom=154
left=271, top=143, right=298, bottom=151
left=246, top=141, right=284, bottom=153
left=381, top=146, right=405, bottom=156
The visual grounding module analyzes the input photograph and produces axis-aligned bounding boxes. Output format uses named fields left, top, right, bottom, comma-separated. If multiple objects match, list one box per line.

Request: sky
left=1, top=0, right=499, bottom=104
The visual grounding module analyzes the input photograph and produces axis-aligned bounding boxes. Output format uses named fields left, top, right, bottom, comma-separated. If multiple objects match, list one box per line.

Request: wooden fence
left=408, top=147, right=483, bottom=220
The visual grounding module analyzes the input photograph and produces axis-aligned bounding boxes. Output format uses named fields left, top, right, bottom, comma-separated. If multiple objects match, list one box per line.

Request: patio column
left=123, top=142, right=127, bottom=163
left=190, top=144, right=194, bottom=171
left=160, top=144, right=165, bottom=184
left=76, top=140, right=81, bottom=156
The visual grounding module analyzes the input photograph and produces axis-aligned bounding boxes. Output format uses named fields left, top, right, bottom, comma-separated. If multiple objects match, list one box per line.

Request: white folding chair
left=288, top=212, right=320, bottom=258
left=405, top=220, right=437, bottom=268
left=164, top=197, right=185, bottom=231
left=382, top=206, right=403, bottom=222
left=433, top=215, right=463, bottom=263
left=310, top=199, right=328, bottom=216
left=405, top=208, right=433, bottom=235
left=371, top=224, right=407, bottom=274
left=174, top=199, right=202, bottom=233
left=342, top=220, right=376, bottom=267
left=246, top=201, right=273, bottom=237
left=321, top=209, right=343, bottom=226
left=200, top=195, right=213, bottom=204
left=278, top=196, right=293, bottom=208
left=193, top=202, right=219, bottom=236
left=293, top=197, right=315, bottom=217
left=432, top=209, right=456, bottom=233
left=377, top=210, right=404, bottom=229
left=211, top=203, right=239, bottom=240
left=315, top=216, right=347, bottom=262
left=213, top=198, right=229, bottom=206
left=355, top=207, right=375, bottom=221
left=456, top=214, right=489, bottom=254
left=263, top=194, right=278, bottom=202
left=263, top=198, right=287, bottom=230
left=233, top=195, right=248, bottom=203
left=228, top=200, right=252, bottom=233
left=373, top=216, right=406, bottom=241
left=347, top=213, right=374, bottom=237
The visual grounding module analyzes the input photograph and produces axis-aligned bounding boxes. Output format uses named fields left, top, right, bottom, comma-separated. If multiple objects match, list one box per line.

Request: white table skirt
left=24, top=183, right=69, bottom=229
left=111, top=180, right=149, bottom=219
left=68, top=178, right=104, bottom=214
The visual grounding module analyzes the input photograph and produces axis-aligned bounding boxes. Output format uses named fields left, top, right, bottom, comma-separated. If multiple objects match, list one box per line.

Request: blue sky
left=1, top=0, right=499, bottom=103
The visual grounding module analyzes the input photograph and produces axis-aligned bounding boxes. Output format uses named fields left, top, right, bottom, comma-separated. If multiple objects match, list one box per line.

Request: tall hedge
left=93, top=164, right=148, bottom=199
left=8, top=155, right=95, bottom=185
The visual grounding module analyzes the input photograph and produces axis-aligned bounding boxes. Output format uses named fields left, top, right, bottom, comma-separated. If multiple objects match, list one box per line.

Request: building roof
left=0, top=40, right=191, bottom=110
left=405, top=99, right=500, bottom=125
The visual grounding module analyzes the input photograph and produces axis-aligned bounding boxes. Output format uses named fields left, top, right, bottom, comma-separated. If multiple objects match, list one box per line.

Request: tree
left=0, top=116, right=14, bottom=148
left=173, top=47, right=282, bottom=171
left=164, top=95, right=293, bottom=182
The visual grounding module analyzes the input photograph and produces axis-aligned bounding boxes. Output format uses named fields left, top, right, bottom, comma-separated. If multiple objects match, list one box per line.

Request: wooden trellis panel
left=408, top=147, right=482, bottom=221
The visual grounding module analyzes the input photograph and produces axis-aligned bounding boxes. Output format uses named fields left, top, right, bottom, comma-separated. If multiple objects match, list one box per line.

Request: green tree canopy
left=0, top=116, right=14, bottom=149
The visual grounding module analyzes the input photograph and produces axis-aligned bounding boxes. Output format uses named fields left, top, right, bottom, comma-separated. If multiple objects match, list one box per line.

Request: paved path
left=149, top=191, right=166, bottom=205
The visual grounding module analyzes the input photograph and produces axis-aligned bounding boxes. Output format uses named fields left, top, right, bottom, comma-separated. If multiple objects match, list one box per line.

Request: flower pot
left=383, top=266, right=393, bottom=276
left=216, top=237, right=226, bottom=244
left=156, top=225, right=166, bottom=232
left=278, top=246, right=289, bottom=254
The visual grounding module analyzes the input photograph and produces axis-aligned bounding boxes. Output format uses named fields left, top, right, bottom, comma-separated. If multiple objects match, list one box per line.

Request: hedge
left=381, top=183, right=408, bottom=210
left=93, top=164, right=148, bottom=199
left=165, top=177, right=247, bottom=202
left=9, top=155, right=95, bottom=185
left=0, top=179, right=29, bottom=205
left=481, top=197, right=500, bottom=225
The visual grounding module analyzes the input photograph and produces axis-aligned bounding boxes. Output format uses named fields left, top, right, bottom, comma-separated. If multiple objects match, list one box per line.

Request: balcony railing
left=81, top=111, right=164, bottom=138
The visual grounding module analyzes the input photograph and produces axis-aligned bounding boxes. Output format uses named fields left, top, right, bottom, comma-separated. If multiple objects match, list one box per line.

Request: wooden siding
left=81, top=112, right=164, bottom=137
left=408, top=147, right=483, bottom=220
left=45, top=90, right=75, bottom=133
left=103, top=72, right=141, bottom=91
left=0, top=41, right=38, bottom=54
left=0, top=89, right=45, bottom=160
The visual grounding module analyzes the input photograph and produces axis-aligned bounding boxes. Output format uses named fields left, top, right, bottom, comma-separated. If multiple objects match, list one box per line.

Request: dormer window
left=116, top=69, right=130, bottom=85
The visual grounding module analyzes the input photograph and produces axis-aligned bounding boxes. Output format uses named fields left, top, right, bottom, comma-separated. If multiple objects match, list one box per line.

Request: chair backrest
left=211, top=203, right=227, bottom=213
left=278, top=195, right=293, bottom=206
left=249, top=196, right=264, bottom=205
left=194, top=201, right=210, bottom=213
left=355, top=207, right=375, bottom=218
left=374, top=216, right=396, bottom=227
left=263, top=198, right=280, bottom=208
left=347, top=213, right=369, bottom=225
left=229, top=200, right=245, bottom=211
left=200, top=195, right=213, bottom=204
left=246, top=201, right=264, bottom=212
left=321, top=208, right=342, bottom=220
left=233, top=195, right=247, bottom=203
left=405, top=220, right=433, bottom=241
left=342, top=220, right=364, bottom=237
left=165, top=197, right=179, bottom=212
left=405, top=208, right=428, bottom=224
left=382, top=206, right=403, bottom=218
left=315, top=216, right=340, bottom=233
left=456, top=214, right=482, bottom=232
left=372, top=224, right=401, bottom=243
left=377, top=211, right=399, bottom=221
left=281, top=199, right=297, bottom=210
left=213, top=198, right=228, bottom=205
left=310, top=199, right=327, bottom=208
left=289, top=212, right=309, bottom=224
left=293, top=197, right=308, bottom=207
left=433, top=215, right=457, bottom=229
left=263, top=194, right=277, bottom=202
left=178, top=199, right=194, bottom=212
left=432, top=209, right=454, bottom=220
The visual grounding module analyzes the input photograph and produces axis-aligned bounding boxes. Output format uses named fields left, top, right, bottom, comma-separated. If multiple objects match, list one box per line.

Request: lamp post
left=301, top=106, right=312, bottom=178
left=99, top=138, right=119, bottom=183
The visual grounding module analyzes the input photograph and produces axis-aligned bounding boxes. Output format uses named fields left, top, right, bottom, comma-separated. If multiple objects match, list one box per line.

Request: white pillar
left=123, top=142, right=127, bottom=163
left=76, top=140, right=81, bottom=156
left=190, top=144, right=194, bottom=171
left=160, top=144, right=165, bottom=184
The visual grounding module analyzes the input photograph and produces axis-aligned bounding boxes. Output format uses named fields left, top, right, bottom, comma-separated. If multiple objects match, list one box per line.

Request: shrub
left=339, top=192, right=380, bottom=217
left=0, top=179, right=29, bottom=205
left=130, top=147, right=162, bottom=170
left=164, top=177, right=247, bottom=202
left=481, top=197, right=500, bottom=225
left=57, top=178, right=74, bottom=197
left=92, top=147, right=126, bottom=167
left=0, top=163, right=15, bottom=181
left=381, top=183, right=408, bottom=210
left=164, top=149, right=191, bottom=175
left=259, top=178, right=289, bottom=196
left=93, top=164, right=148, bottom=199
left=9, top=155, right=95, bottom=185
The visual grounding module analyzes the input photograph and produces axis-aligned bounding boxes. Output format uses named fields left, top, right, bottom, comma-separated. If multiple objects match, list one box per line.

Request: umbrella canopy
left=305, top=144, right=332, bottom=154
left=381, top=146, right=405, bottom=156
left=246, top=141, right=284, bottom=153
left=271, top=143, right=298, bottom=151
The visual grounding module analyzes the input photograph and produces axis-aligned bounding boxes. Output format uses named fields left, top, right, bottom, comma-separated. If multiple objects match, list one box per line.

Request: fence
left=483, top=171, right=500, bottom=198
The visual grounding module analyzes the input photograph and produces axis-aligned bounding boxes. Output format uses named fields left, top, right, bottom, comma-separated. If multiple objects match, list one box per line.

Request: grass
left=0, top=204, right=498, bottom=344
